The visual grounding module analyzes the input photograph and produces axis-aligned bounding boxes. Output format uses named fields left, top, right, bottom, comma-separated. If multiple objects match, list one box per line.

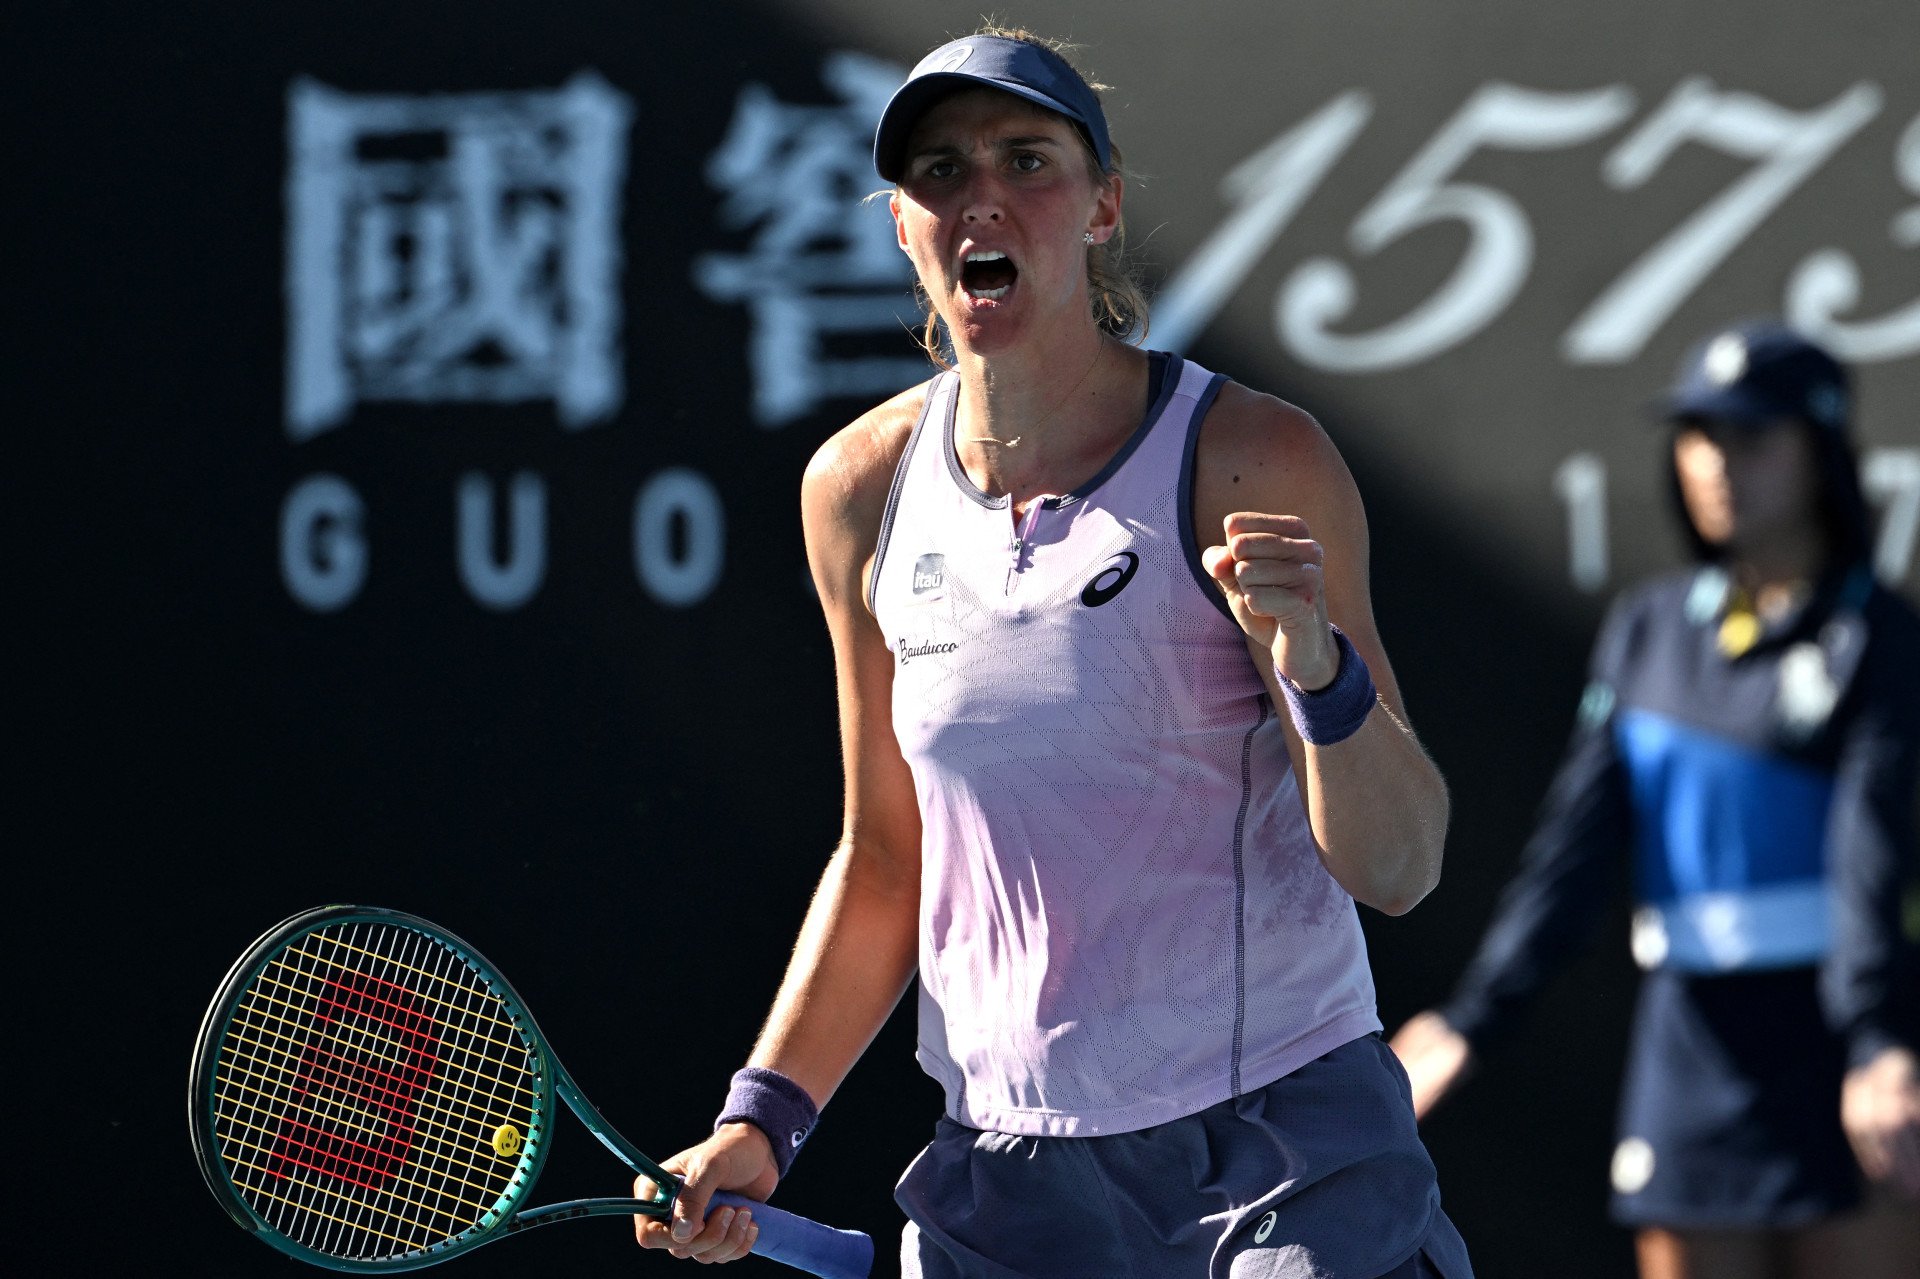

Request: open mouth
left=961, top=250, right=1018, bottom=300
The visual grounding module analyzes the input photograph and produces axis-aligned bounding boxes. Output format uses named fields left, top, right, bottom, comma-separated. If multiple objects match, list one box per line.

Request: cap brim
left=873, top=73, right=1088, bottom=182
left=1656, top=383, right=1780, bottom=427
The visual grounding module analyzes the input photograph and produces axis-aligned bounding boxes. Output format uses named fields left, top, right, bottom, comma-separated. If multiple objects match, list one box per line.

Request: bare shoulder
left=1192, top=380, right=1361, bottom=537
left=803, top=379, right=932, bottom=531
left=802, top=380, right=934, bottom=607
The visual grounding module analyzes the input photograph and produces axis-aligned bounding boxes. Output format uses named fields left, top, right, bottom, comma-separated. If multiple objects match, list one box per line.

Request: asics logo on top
left=1080, top=551, right=1140, bottom=607
left=1254, top=1210, right=1278, bottom=1244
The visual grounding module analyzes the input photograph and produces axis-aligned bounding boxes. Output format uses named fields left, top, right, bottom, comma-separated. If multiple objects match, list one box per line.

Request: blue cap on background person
left=873, top=34, right=1112, bottom=182
left=1661, top=319, right=1851, bottom=434
left=1659, top=319, right=1872, bottom=572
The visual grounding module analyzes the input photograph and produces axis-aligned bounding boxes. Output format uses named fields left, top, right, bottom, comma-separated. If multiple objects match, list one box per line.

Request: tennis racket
left=190, top=904, right=873, bottom=1277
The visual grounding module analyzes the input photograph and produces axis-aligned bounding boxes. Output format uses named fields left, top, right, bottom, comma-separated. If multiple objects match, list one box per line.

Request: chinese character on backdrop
left=285, top=73, right=633, bottom=438
left=694, top=52, right=927, bottom=429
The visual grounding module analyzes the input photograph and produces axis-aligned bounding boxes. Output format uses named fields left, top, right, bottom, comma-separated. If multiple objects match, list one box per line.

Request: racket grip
left=709, top=1191, right=874, bottom=1279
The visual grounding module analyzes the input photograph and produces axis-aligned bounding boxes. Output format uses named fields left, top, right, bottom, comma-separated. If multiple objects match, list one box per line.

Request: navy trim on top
left=1178, top=370, right=1236, bottom=623
left=866, top=375, right=948, bottom=615
left=1227, top=697, right=1270, bottom=1097
left=940, top=350, right=1181, bottom=510
left=937, top=375, right=998, bottom=508
left=1043, top=350, right=1177, bottom=510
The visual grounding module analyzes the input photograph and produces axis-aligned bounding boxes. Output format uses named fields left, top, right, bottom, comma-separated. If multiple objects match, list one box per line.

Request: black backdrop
left=18, top=3, right=1917, bottom=1277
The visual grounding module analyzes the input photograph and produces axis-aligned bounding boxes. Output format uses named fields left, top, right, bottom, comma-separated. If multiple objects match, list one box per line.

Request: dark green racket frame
left=189, top=905, right=679, bottom=1272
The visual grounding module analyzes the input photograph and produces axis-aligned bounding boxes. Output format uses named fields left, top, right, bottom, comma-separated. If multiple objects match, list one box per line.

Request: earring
left=1084, top=232, right=1096, bottom=245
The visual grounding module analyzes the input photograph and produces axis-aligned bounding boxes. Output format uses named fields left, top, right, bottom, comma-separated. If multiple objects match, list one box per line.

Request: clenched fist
left=1202, top=512, right=1339, bottom=690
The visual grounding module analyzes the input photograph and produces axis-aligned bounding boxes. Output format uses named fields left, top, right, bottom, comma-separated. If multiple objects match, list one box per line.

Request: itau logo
left=912, top=554, right=946, bottom=595
left=285, top=73, right=633, bottom=437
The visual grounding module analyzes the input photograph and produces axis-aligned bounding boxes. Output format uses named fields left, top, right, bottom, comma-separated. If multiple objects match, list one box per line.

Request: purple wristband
left=1277, top=626, right=1376, bottom=746
left=715, top=1066, right=818, bottom=1178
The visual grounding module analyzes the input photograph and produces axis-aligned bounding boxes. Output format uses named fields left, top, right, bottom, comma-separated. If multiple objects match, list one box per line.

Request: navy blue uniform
left=1442, top=564, right=1920, bottom=1227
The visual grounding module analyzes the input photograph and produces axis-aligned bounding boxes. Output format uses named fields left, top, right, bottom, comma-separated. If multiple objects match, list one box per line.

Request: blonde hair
left=905, top=24, right=1150, bottom=366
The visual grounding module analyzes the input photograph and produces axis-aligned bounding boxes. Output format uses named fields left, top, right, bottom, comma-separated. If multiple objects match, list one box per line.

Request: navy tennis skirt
left=896, top=1034, right=1473, bottom=1277
left=1610, top=966, right=1862, bottom=1229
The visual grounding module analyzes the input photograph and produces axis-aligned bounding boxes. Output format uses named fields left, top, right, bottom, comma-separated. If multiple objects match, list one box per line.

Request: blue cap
left=1661, top=320, right=1850, bottom=432
left=873, top=35, right=1111, bottom=183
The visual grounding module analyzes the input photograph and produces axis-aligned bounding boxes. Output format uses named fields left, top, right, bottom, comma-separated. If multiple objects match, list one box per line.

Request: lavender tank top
left=869, top=355, right=1381, bottom=1136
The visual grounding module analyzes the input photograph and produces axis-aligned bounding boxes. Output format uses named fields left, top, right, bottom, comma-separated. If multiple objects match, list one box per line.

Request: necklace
left=965, top=341, right=1106, bottom=448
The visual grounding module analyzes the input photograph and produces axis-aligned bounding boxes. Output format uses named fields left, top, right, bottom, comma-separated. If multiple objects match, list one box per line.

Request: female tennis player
left=638, top=28, right=1472, bottom=1277
left=1390, top=321, right=1920, bottom=1279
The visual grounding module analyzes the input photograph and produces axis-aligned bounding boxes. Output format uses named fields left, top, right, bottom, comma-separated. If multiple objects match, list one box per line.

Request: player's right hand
left=1388, top=1011, right=1475, bottom=1121
left=634, top=1123, right=779, bottom=1262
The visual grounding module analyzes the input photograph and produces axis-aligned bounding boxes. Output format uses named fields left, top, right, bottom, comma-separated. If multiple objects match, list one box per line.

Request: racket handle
left=709, top=1191, right=874, bottom=1279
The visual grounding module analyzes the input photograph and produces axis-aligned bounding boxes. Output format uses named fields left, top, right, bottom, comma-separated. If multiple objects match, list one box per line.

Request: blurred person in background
left=635, top=25, right=1472, bottom=1279
left=1391, top=320, right=1920, bottom=1278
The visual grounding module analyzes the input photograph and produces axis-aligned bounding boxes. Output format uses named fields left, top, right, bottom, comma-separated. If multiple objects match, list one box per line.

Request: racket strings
left=275, top=927, right=526, bottom=1247
left=217, top=928, right=478, bottom=1251
left=209, top=922, right=542, bottom=1261
left=222, top=925, right=528, bottom=1255
left=217, top=1024, right=507, bottom=1206
left=234, top=968, right=533, bottom=1141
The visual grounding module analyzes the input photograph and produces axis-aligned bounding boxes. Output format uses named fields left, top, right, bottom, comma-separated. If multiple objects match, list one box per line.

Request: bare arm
left=1194, top=384, right=1449, bottom=915
left=636, top=392, right=927, bottom=1262
left=750, top=402, right=926, bottom=1102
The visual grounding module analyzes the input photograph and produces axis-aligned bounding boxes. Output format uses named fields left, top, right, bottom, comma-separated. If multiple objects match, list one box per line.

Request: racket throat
left=504, top=1196, right=674, bottom=1234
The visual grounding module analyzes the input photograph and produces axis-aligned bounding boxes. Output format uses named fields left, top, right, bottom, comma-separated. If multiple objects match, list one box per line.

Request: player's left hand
left=1843, top=1046, right=1920, bottom=1199
left=1202, top=512, right=1339, bottom=690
